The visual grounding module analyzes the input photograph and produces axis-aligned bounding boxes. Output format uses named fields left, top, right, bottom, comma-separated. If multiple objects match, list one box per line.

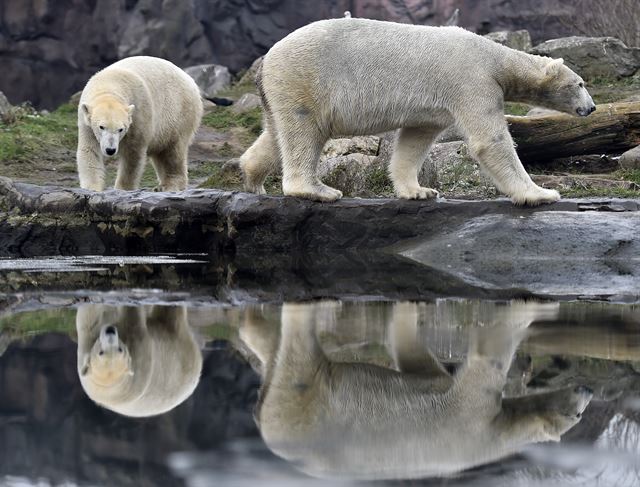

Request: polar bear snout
left=576, top=104, right=596, bottom=117
left=100, top=324, right=121, bottom=350
left=100, top=132, right=121, bottom=157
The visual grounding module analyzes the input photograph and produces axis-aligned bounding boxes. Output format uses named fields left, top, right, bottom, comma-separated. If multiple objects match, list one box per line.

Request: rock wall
left=0, top=0, right=598, bottom=109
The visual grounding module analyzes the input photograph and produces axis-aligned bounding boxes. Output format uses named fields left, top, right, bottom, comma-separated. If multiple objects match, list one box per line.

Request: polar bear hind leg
left=239, top=118, right=281, bottom=195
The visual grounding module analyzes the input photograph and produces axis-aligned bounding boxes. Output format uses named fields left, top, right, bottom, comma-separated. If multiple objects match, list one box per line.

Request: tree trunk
left=507, top=101, right=640, bottom=163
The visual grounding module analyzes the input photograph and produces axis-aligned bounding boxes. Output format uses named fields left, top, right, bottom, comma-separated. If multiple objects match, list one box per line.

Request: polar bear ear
left=126, top=104, right=135, bottom=123
left=544, top=58, right=564, bottom=78
left=81, top=103, right=92, bottom=125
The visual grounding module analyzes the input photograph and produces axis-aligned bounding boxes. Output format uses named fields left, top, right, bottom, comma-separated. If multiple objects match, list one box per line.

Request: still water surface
left=1, top=299, right=639, bottom=486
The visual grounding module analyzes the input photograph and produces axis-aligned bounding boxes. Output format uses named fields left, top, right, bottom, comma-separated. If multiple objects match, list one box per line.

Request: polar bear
left=76, top=304, right=202, bottom=417
left=77, top=56, right=202, bottom=192
left=240, top=19, right=596, bottom=205
left=239, top=301, right=593, bottom=480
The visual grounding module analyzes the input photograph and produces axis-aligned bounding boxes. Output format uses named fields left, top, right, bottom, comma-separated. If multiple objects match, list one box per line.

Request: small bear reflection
left=240, top=301, right=593, bottom=480
left=76, top=305, right=202, bottom=417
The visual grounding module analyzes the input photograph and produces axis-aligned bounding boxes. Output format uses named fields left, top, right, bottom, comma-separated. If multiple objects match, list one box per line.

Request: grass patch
left=0, top=308, right=76, bottom=336
left=0, top=103, right=77, bottom=164
left=504, top=102, right=531, bottom=116
left=202, top=106, right=262, bottom=136
left=365, top=166, right=394, bottom=195
left=215, top=80, right=258, bottom=100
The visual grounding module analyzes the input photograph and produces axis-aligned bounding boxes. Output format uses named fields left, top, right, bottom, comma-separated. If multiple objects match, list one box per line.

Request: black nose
left=590, top=105, right=596, bottom=113
left=105, top=326, right=117, bottom=335
left=105, top=148, right=116, bottom=156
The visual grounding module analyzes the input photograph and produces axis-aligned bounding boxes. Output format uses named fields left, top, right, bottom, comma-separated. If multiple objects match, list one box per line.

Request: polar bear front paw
left=283, top=182, right=343, bottom=202
left=511, top=185, right=560, bottom=206
left=396, top=186, right=439, bottom=200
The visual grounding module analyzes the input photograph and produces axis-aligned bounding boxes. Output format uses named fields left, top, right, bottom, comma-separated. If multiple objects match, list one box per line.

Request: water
left=1, top=296, right=639, bottom=487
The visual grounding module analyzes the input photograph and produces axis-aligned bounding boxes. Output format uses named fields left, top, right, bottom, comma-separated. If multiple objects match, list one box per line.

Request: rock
left=0, top=91, right=13, bottom=123
left=237, top=57, right=264, bottom=87
left=231, top=93, right=262, bottom=114
left=530, top=36, right=640, bottom=80
left=2, top=176, right=640, bottom=301
left=202, top=99, right=218, bottom=116
left=401, top=209, right=640, bottom=297
left=619, top=145, right=640, bottom=170
left=184, top=64, right=231, bottom=98
left=484, top=30, right=532, bottom=51
left=318, top=154, right=381, bottom=197
left=68, top=91, right=82, bottom=108
left=322, top=136, right=380, bottom=158
left=0, top=1, right=620, bottom=110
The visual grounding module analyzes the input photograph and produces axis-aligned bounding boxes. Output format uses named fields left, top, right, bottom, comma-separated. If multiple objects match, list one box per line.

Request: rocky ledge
left=1, top=177, right=639, bottom=301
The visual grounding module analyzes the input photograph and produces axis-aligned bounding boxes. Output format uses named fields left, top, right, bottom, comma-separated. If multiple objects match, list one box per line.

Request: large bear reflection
left=76, top=305, right=202, bottom=417
left=240, top=301, right=593, bottom=480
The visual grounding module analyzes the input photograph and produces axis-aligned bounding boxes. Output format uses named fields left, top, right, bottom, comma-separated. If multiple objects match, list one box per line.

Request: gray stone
left=401, top=211, right=640, bottom=298
left=619, top=145, right=640, bottom=170
left=322, top=136, right=380, bottom=158
left=237, top=57, right=264, bottom=87
left=530, top=36, right=640, bottom=80
left=231, top=93, right=262, bottom=113
left=484, top=30, right=532, bottom=52
left=68, top=91, right=82, bottom=108
left=184, top=64, right=231, bottom=98
left=202, top=99, right=217, bottom=115
left=318, top=154, right=380, bottom=197
left=0, top=91, right=13, bottom=123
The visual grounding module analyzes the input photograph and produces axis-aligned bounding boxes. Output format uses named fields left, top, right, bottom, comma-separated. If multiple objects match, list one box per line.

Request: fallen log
left=507, top=101, right=640, bottom=162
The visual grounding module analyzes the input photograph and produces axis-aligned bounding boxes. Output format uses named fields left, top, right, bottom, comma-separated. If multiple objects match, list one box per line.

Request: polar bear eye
left=99, top=351, right=104, bottom=356
left=118, top=347, right=123, bottom=353
left=99, top=125, right=105, bottom=130
left=118, top=128, right=124, bottom=133
left=578, top=82, right=584, bottom=88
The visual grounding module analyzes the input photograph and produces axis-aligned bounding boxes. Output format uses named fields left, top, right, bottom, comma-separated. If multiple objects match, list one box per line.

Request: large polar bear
left=77, top=56, right=202, bottom=192
left=76, top=304, right=202, bottom=417
left=240, top=19, right=596, bottom=205
left=239, top=301, right=593, bottom=480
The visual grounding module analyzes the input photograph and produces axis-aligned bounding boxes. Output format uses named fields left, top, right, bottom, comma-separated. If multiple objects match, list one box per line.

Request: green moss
left=0, top=103, right=77, bottom=164
left=504, top=102, right=531, bottom=116
left=215, top=81, right=258, bottom=100
left=365, top=166, right=394, bottom=195
left=202, top=106, right=262, bottom=136
left=0, top=308, right=76, bottom=336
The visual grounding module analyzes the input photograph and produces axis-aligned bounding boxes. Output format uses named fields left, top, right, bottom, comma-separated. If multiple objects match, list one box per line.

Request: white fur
left=240, top=19, right=596, bottom=205
left=77, top=56, right=203, bottom=191
left=76, top=305, right=202, bottom=417
left=240, top=301, right=592, bottom=480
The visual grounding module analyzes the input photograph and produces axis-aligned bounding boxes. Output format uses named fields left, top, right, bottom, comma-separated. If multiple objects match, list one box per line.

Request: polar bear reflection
left=76, top=305, right=202, bottom=417
left=240, top=301, right=593, bottom=480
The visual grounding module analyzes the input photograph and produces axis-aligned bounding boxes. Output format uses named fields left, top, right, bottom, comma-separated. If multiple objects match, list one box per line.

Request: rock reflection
left=240, top=301, right=593, bottom=480
left=76, top=305, right=203, bottom=417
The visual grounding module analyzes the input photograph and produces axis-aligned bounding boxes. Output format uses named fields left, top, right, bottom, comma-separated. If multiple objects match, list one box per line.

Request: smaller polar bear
left=77, top=56, right=202, bottom=191
left=240, top=19, right=596, bottom=205
left=76, top=304, right=202, bottom=417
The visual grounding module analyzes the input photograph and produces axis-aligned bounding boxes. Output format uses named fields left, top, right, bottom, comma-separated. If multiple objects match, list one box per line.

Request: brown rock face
left=0, top=0, right=592, bottom=109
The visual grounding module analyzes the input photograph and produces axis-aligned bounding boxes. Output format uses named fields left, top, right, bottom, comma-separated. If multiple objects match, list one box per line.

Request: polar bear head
left=81, top=98, right=135, bottom=158
left=539, top=58, right=596, bottom=117
left=77, top=305, right=202, bottom=418
left=80, top=323, right=133, bottom=387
